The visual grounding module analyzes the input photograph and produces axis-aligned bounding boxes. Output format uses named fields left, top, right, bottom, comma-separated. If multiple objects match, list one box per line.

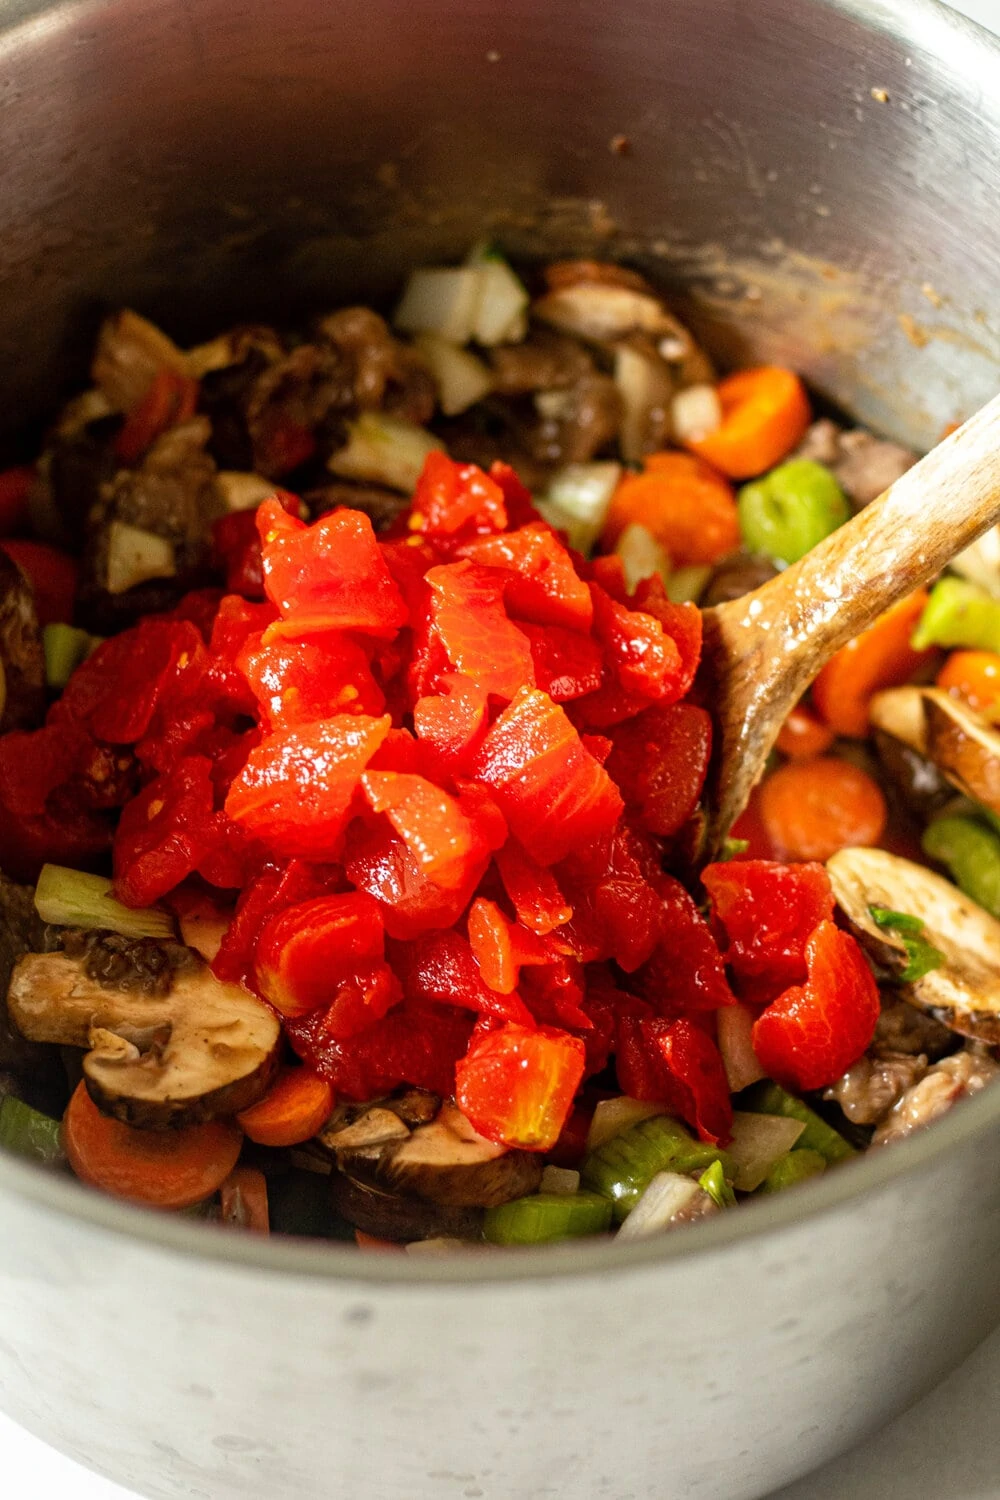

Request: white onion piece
left=540, top=461, right=622, bottom=555
left=614, top=343, right=675, bottom=464
left=328, top=412, right=443, bottom=493
left=665, top=564, right=712, bottom=604
left=616, top=1172, right=703, bottom=1240
left=539, top=1165, right=581, bottom=1196
left=671, top=383, right=722, bottom=444
left=585, top=1096, right=668, bottom=1152
left=105, top=522, right=176, bottom=595
left=615, top=522, right=671, bottom=592
left=466, top=245, right=530, bottom=346
left=950, top=525, right=1000, bottom=599
left=726, top=1111, right=806, bottom=1192
left=394, top=267, right=483, bottom=344
left=217, top=471, right=277, bottom=512
left=414, top=334, right=494, bottom=416
left=717, top=1002, right=767, bottom=1093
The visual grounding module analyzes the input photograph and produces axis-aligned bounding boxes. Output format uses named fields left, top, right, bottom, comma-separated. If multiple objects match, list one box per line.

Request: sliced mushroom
left=533, top=263, right=696, bottom=357
left=330, top=1172, right=483, bottom=1243
left=0, top=548, right=45, bottom=732
left=7, top=947, right=280, bottom=1127
left=331, top=1098, right=542, bottom=1208
left=827, top=845, right=1000, bottom=1043
left=870, top=687, right=1000, bottom=816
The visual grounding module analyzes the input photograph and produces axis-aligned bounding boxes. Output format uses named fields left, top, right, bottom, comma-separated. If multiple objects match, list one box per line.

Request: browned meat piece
left=527, top=372, right=621, bottom=465
left=316, top=307, right=436, bottom=425
left=825, top=1051, right=929, bottom=1125
left=245, top=343, right=356, bottom=476
left=872, top=1047, right=999, bottom=1145
left=197, top=330, right=286, bottom=471
left=31, top=414, right=120, bottom=549
left=794, top=419, right=917, bottom=511
left=794, top=417, right=842, bottom=466
left=107, top=419, right=220, bottom=545
left=702, top=552, right=778, bottom=606
left=0, top=550, right=44, bottom=732
left=873, top=729, right=954, bottom=821
left=871, top=995, right=955, bottom=1060
left=488, top=331, right=596, bottom=396
left=302, top=482, right=410, bottom=533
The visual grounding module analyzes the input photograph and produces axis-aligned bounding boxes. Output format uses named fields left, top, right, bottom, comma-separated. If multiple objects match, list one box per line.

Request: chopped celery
left=581, top=1113, right=734, bottom=1222
left=739, top=1081, right=855, bottom=1164
left=759, top=1148, right=827, bottom=1193
left=483, top=1191, right=612, bottom=1245
left=725, top=1111, right=805, bottom=1191
left=327, top=412, right=443, bottom=493
left=738, top=459, right=849, bottom=567
left=698, top=1159, right=737, bottom=1209
left=911, top=577, right=1000, bottom=652
left=718, top=836, right=750, bottom=862
left=105, top=520, right=176, bottom=595
left=922, top=815, right=1000, bottom=917
left=34, top=863, right=176, bottom=940
left=0, top=1096, right=65, bottom=1167
left=43, top=623, right=94, bottom=690
left=664, top=564, right=712, bottom=604
left=615, top=522, right=670, bottom=592
left=869, top=905, right=945, bottom=982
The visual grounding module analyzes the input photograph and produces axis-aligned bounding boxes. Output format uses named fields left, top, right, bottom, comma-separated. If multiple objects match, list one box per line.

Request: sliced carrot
left=63, top=1082, right=243, bottom=1210
left=0, top=465, right=35, bottom=537
left=683, top=366, right=811, bottom=479
left=601, top=451, right=739, bottom=565
left=236, top=1068, right=334, bottom=1147
left=936, top=650, right=1000, bottom=719
left=115, top=369, right=200, bottom=466
left=355, top=1230, right=403, bottom=1251
left=775, top=703, right=835, bottom=759
left=811, top=590, right=933, bottom=738
left=0, top=539, right=79, bottom=626
left=759, top=756, right=887, bottom=863
left=220, top=1166, right=270, bottom=1233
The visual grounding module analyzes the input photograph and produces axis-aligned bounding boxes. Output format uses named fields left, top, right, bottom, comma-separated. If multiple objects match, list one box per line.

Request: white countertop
left=3, top=0, right=1000, bottom=1494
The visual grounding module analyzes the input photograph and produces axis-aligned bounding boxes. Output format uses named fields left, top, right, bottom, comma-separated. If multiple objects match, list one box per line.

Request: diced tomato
left=590, top=583, right=686, bottom=703
left=653, top=1018, right=733, bottom=1145
left=255, top=892, right=386, bottom=1018
left=467, top=898, right=549, bottom=995
left=225, top=713, right=391, bottom=858
left=54, top=618, right=206, bottom=745
left=239, top=632, right=385, bottom=727
left=635, top=875, right=736, bottom=1013
left=702, top=859, right=835, bottom=990
left=606, top=701, right=712, bottom=837
left=344, top=817, right=488, bottom=940
left=379, top=536, right=439, bottom=616
left=518, top=623, right=604, bottom=703
left=286, top=1001, right=474, bottom=1100
left=212, top=860, right=343, bottom=984
left=0, top=800, right=111, bottom=884
left=413, top=673, right=489, bottom=780
left=752, top=920, right=880, bottom=1092
left=455, top=1023, right=586, bottom=1151
left=258, top=498, right=408, bottom=636
left=458, top=524, right=593, bottom=632
left=361, top=770, right=485, bottom=893
left=0, top=723, right=92, bottom=817
left=487, top=462, right=539, bottom=529
left=494, top=840, right=573, bottom=935
left=393, top=928, right=534, bottom=1026
left=423, top=561, right=534, bottom=703
left=409, top=451, right=506, bottom=537
left=113, top=755, right=216, bottom=906
left=470, top=687, right=623, bottom=866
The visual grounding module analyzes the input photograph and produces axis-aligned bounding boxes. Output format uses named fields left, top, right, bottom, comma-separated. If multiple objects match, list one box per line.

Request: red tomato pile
left=0, top=455, right=880, bottom=1151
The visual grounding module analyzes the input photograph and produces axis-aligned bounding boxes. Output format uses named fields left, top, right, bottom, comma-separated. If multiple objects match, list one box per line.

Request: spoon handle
left=701, top=388, right=1000, bottom=847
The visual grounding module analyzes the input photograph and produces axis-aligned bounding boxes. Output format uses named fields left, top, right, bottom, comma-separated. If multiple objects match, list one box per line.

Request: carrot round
left=936, top=650, right=1000, bottom=718
left=601, top=452, right=739, bottom=565
left=220, top=1166, right=270, bottom=1233
left=63, top=1082, right=243, bottom=1210
left=236, top=1067, right=334, bottom=1147
left=759, top=756, right=887, bottom=863
left=775, top=703, right=835, bottom=759
left=811, top=590, right=933, bottom=738
left=683, top=367, right=811, bottom=479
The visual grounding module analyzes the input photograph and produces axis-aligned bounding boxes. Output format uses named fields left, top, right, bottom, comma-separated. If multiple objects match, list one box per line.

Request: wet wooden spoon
left=697, top=392, right=1000, bottom=858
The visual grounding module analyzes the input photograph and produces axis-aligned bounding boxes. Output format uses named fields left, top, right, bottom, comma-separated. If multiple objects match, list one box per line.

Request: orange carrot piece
left=683, top=366, right=811, bottom=479
left=355, top=1230, right=403, bottom=1251
left=758, top=756, right=887, bottom=863
left=936, top=650, right=1000, bottom=719
left=775, top=704, right=836, bottom=759
left=601, top=451, right=739, bottom=565
left=811, top=590, right=933, bottom=738
left=63, top=1082, right=242, bottom=1210
left=236, top=1068, right=335, bottom=1147
left=220, top=1166, right=270, bottom=1233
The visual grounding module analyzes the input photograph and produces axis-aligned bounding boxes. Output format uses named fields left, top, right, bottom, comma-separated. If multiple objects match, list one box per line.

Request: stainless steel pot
left=2, top=1, right=1000, bottom=1497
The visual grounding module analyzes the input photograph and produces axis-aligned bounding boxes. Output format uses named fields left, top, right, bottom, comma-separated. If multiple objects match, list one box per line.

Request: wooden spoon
left=697, top=391, right=1000, bottom=858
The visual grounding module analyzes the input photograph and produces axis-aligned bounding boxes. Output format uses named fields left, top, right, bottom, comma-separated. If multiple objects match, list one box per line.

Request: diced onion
left=394, top=267, right=483, bottom=344
left=614, top=343, right=674, bottom=464
left=465, top=244, right=530, bottom=345
left=91, top=309, right=189, bottom=412
left=105, top=521, right=176, bottom=595
left=717, top=1002, right=767, bottom=1092
left=671, top=383, right=723, bottom=444
left=585, top=1096, right=668, bottom=1153
left=664, top=564, right=712, bottom=604
left=328, top=412, right=443, bottom=494
left=726, top=1111, right=806, bottom=1192
left=539, top=1165, right=581, bottom=1196
left=950, top=525, right=1000, bottom=599
left=216, top=471, right=278, bottom=512
left=34, top=864, right=176, bottom=941
left=414, top=334, right=494, bottom=416
left=541, top=461, right=622, bottom=556
left=615, top=1172, right=702, bottom=1240
left=615, top=522, right=671, bottom=592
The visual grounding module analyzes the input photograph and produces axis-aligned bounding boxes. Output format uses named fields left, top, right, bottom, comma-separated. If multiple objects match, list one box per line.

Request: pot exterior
left=2, top=1126, right=1000, bottom=1500
left=2, top=0, right=1000, bottom=1496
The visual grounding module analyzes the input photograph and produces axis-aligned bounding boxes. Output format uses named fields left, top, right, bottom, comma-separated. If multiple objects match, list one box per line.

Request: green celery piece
left=759, top=1148, right=827, bottom=1194
left=719, top=837, right=750, bottom=862
left=922, top=815, right=1000, bottom=918
left=739, top=1081, right=855, bottom=1164
left=868, top=906, right=945, bottom=983
left=737, top=459, right=849, bottom=568
left=483, top=1191, right=613, bottom=1246
left=0, top=1095, right=65, bottom=1167
left=43, top=623, right=95, bottom=690
left=34, top=863, right=175, bottom=940
left=581, top=1114, right=734, bottom=1223
left=698, top=1158, right=737, bottom=1209
left=911, top=577, right=1000, bottom=652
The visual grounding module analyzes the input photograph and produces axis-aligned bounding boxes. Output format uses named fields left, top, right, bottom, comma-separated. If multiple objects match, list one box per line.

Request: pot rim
left=3, top=0, right=1000, bottom=1286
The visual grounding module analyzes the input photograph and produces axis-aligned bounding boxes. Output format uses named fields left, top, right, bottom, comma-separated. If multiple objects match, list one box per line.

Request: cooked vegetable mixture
left=0, top=250, right=998, bottom=1251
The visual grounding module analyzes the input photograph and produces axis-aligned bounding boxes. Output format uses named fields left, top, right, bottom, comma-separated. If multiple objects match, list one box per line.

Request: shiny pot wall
left=2, top=1, right=1000, bottom=1497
